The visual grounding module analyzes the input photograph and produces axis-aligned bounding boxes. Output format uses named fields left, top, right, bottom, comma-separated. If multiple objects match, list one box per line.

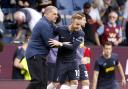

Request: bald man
left=13, top=8, right=42, bottom=43
left=25, top=6, right=58, bottom=89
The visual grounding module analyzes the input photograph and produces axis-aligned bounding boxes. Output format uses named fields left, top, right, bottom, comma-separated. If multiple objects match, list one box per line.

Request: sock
left=70, top=85, right=78, bottom=89
left=47, top=83, right=55, bottom=89
left=60, top=84, right=70, bottom=89
left=82, top=86, right=89, bottom=89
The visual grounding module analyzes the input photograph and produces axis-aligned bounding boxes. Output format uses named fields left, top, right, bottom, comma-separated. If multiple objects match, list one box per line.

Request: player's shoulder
left=56, top=25, right=68, bottom=30
left=78, top=30, right=85, bottom=36
left=111, top=53, right=118, bottom=60
left=96, top=55, right=105, bottom=64
left=56, top=25, right=69, bottom=33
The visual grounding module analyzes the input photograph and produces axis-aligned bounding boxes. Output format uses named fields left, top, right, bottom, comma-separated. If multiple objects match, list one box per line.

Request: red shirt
left=101, top=25, right=120, bottom=45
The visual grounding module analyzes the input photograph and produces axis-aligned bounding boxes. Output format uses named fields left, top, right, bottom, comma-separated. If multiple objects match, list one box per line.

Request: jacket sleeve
left=40, top=23, right=55, bottom=47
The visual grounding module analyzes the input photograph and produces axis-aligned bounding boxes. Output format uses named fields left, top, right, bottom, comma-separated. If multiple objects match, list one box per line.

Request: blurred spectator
left=16, top=0, right=30, bottom=8
left=13, top=32, right=31, bottom=80
left=15, top=0, right=37, bottom=9
left=37, top=0, right=52, bottom=11
left=1, top=0, right=11, bottom=9
left=1, top=0, right=12, bottom=20
left=90, top=0, right=103, bottom=31
left=95, top=11, right=123, bottom=46
left=100, top=0, right=117, bottom=24
left=116, top=0, right=126, bottom=7
left=90, top=0, right=102, bottom=25
left=116, top=6, right=124, bottom=27
left=82, top=2, right=96, bottom=45
left=93, top=0, right=104, bottom=10
left=13, top=8, right=42, bottom=43
left=12, top=44, right=26, bottom=79
left=72, top=0, right=89, bottom=11
left=27, top=0, right=37, bottom=8
left=37, top=0, right=52, bottom=6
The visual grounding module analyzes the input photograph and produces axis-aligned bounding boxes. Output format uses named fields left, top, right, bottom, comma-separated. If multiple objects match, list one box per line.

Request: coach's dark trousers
left=26, top=55, right=48, bottom=89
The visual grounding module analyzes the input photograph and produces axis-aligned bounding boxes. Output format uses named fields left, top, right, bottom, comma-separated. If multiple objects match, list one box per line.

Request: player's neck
left=103, top=53, right=111, bottom=59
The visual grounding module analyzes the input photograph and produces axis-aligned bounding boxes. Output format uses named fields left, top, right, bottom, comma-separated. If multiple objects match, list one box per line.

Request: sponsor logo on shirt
left=105, top=66, right=115, bottom=73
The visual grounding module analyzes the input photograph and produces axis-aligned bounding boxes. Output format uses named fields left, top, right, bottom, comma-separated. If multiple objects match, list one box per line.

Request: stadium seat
left=56, top=0, right=74, bottom=11
left=72, top=0, right=90, bottom=10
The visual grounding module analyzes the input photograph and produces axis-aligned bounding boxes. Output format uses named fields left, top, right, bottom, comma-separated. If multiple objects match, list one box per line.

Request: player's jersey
left=94, top=53, right=119, bottom=85
left=55, top=26, right=84, bottom=62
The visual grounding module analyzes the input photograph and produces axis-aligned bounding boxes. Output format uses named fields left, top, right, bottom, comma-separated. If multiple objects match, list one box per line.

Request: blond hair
left=71, top=12, right=85, bottom=20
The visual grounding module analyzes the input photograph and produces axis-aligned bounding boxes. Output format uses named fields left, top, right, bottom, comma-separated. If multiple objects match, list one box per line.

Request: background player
left=92, top=41, right=126, bottom=89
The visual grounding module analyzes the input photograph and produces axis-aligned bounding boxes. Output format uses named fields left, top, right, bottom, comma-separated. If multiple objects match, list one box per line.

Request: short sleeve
left=94, top=60, right=100, bottom=71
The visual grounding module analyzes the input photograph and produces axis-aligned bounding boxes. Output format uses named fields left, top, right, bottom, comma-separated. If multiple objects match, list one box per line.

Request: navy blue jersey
left=94, top=53, right=119, bottom=85
left=55, top=26, right=84, bottom=62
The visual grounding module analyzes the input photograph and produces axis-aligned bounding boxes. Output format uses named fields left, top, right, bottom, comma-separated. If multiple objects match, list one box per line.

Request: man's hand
left=48, top=39, right=63, bottom=47
left=121, top=78, right=126, bottom=87
left=49, top=39, right=71, bottom=47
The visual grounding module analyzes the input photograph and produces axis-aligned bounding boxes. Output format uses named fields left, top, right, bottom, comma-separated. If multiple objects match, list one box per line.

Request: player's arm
left=48, top=39, right=68, bottom=47
left=60, top=31, right=84, bottom=50
left=92, top=60, right=100, bottom=89
left=92, top=70, right=99, bottom=89
left=117, top=62, right=126, bottom=87
left=62, top=36, right=84, bottom=50
left=49, top=33, right=84, bottom=50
